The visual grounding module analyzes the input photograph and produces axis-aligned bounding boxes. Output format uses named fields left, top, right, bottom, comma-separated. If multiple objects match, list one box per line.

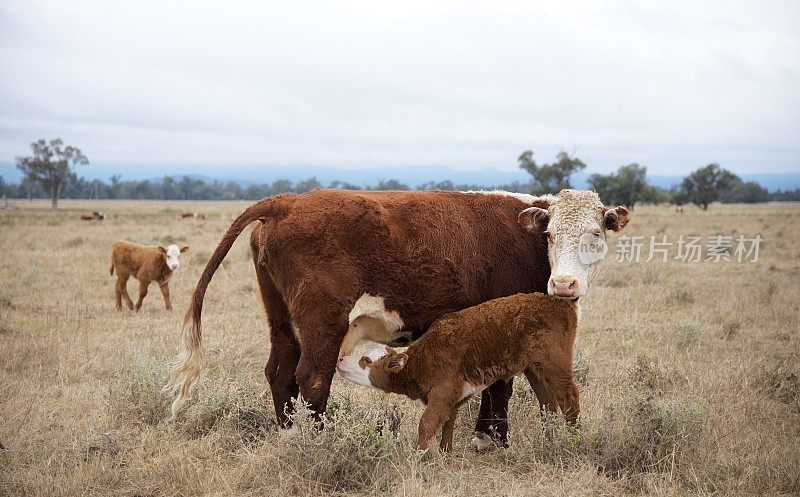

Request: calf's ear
left=180, top=246, right=189, bottom=253
left=158, top=246, right=167, bottom=254
left=518, top=206, right=549, bottom=231
left=603, top=206, right=630, bottom=232
left=386, top=352, right=408, bottom=373
left=358, top=356, right=373, bottom=368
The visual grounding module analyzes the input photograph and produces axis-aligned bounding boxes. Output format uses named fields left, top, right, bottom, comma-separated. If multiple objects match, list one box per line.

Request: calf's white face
left=336, top=346, right=387, bottom=388
left=160, top=244, right=189, bottom=271
left=519, top=190, right=629, bottom=300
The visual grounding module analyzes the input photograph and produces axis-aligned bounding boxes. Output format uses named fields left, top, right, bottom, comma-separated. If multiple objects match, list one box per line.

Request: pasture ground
left=1, top=199, right=798, bottom=496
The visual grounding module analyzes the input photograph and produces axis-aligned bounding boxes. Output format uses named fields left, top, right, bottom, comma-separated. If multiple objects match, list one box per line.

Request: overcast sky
left=1, top=0, right=798, bottom=177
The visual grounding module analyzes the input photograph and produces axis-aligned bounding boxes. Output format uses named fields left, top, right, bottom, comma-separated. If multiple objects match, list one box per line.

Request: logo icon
left=578, top=232, right=608, bottom=264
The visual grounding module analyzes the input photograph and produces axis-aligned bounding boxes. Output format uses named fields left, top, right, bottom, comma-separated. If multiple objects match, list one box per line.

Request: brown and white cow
left=337, top=292, right=580, bottom=452
left=110, top=241, right=189, bottom=311
left=163, top=189, right=628, bottom=449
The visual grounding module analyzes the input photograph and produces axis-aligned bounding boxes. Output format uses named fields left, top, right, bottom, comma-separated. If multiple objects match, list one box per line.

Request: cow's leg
left=472, top=378, right=514, bottom=451
left=159, top=283, right=172, bottom=310
left=134, top=280, right=148, bottom=311
left=292, top=303, right=349, bottom=421
left=117, top=274, right=134, bottom=310
left=251, top=231, right=301, bottom=428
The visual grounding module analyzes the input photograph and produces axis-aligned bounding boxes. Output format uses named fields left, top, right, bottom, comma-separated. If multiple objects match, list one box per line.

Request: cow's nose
left=550, top=277, right=579, bottom=297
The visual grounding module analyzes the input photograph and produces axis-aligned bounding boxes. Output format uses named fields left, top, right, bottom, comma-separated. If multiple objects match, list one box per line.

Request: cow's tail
left=109, top=260, right=114, bottom=276
left=161, top=196, right=289, bottom=420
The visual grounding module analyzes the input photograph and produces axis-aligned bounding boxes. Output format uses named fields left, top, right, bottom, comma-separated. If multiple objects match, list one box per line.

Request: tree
left=679, top=163, right=739, bottom=210
left=638, top=185, right=672, bottom=205
left=613, top=164, right=648, bottom=209
left=587, top=172, right=616, bottom=204
left=518, top=150, right=586, bottom=194
left=587, top=163, right=648, bottom=209
left=15, top=138, right=89, bottom=208
left=719, top=180, right=770, bottom=203
left=296, top=177, right=322, bottom=193
left=372, top=179, right=410, bottom=191
left=329, top=180, right=362, bottom=190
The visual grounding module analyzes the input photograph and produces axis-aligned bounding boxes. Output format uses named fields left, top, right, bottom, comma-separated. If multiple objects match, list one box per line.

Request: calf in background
left=110, top=241, right=188, bottom=311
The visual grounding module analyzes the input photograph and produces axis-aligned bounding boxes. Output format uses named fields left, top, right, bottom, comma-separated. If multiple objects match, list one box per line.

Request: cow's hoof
left=278, top=425, right=300, bottom=438
left=471, top=432, right=500, bottom=453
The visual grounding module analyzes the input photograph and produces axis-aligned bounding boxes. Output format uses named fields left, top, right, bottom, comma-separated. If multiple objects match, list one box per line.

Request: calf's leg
left=525, top=369, right=580, bottom=425
left=524, top=369, right=558, bottom=416
left=554, top=376, right=580, bottom=425
left=134, top=280, right=149, bottom=311
left=159, top=282, right=172, bottom=310
left=114, top=273, right=124, bottom=310
left=417, top=392, right=458, bottom=451
left=116, top=274, right=134, bottom=310
left=439, top=407, right=459, bottom=453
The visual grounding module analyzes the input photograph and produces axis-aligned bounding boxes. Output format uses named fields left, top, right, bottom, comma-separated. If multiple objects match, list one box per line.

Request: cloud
left=1, top=0, right=798, bottom=175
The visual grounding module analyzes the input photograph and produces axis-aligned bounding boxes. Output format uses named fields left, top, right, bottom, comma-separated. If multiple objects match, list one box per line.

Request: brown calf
left=81, top=211, right=105, bottom=221
left=109, top=241, right=188, bottom=311
left=337, top=292, right=579, bottom=452
left=182, top=212, right=206, bottom=220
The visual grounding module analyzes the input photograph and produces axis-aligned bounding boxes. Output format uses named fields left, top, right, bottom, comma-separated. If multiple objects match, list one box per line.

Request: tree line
left=515, top=150, right=798, bottom=209
left=6, top=138, right=800, bottom=208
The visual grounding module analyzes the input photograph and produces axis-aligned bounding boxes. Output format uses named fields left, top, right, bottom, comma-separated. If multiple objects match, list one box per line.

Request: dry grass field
left=1, top=198, right=798, bottom=496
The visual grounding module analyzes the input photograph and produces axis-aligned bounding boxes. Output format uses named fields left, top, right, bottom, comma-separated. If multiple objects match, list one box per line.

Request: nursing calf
left=337, top=292, right=579, bottom=452
left=110, top=241, right=188, bottom=311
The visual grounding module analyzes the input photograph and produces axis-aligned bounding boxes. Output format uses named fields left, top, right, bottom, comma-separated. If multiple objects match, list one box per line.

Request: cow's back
left=258, top=189, right=550, bottom=332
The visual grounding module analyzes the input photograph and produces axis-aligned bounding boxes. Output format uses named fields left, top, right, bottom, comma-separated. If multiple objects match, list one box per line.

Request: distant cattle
left=110, top=241, right=188, bottom=311
left=163, top=189, right=628, bottom=450
left=81, top=211, right=105, bottom=221
left=182, top=212, right=206, bottom=220
left=337, top=292, right=580, bottom=452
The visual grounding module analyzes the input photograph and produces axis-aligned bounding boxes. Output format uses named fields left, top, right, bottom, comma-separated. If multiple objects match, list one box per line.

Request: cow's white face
left=336, top=346, right=386, bottom=388
left=519, top=190, right=629, bottom=300
left=161, top=244, right=188, bottom=271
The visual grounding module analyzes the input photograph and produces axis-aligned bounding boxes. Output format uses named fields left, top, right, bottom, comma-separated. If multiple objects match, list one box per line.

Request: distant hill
left=2, top=161, right=799, bottom=192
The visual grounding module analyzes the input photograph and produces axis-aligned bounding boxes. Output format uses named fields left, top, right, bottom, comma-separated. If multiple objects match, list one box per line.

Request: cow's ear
left=358, top=356, right=373, bottom=369
left=604, top=206, right=630, bottom=232
left=158, top=246, right=167, bottom=254
left=386, top=352, right=408, bottom=373
left=518, top=206, right=549, bottom=231
left=180, top=246, right=189, bottom=253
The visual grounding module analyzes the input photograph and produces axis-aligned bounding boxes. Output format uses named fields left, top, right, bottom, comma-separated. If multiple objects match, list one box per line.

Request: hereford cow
left=337, top=292, right=580, bottom=452
left=163, top=189, right=628, bottom=449
left=110, top=241, right=188, bottom=311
